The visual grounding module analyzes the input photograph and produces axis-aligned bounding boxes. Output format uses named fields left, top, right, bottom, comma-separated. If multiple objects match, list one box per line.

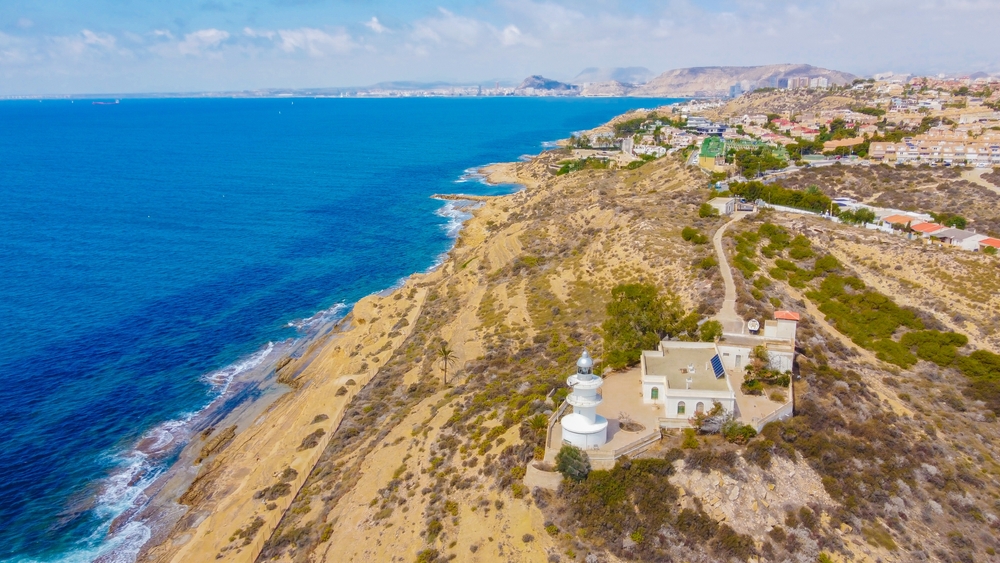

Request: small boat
left=92, top=99, right=120, bottom=105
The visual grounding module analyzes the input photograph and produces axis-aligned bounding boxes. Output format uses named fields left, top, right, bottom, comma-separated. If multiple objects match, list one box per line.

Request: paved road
left=712, top=211, right=750, bottom=334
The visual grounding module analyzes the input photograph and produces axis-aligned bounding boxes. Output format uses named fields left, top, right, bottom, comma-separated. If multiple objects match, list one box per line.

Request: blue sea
left=0, top=97, right=679, bottom=562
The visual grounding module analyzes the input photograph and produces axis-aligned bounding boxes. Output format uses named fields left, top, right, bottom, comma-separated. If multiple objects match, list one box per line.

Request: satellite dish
left=747, top=319, right=761, bottom=332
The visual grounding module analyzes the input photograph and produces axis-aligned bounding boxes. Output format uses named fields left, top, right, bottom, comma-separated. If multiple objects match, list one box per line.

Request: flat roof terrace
left=643, top=346, right=728, bottom=392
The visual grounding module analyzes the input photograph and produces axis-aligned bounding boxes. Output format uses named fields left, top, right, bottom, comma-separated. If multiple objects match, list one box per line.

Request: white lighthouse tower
left=561, top=350, right=608, bottom=449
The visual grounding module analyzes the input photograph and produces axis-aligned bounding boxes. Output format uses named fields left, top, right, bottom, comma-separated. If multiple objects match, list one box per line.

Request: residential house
left=979, top=238, right=1000, bottom=251
left=910, top=222, right=947, bottom=236
left=930, top=228, right=988, bottom=251
left=708, top=197, right=736, bottom=216
left=641, top=342, right=736, bottom=423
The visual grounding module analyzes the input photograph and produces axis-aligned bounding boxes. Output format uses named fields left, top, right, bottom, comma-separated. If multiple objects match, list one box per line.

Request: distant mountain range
left=515, top=75, right=579, bottom=93
left=23, top=64, right=857, bottom=100
left=509, top=64, right=856, bottom=99
left=629, top=64, right=857, bottom=97
left=571, top=67, right=656, bottom=85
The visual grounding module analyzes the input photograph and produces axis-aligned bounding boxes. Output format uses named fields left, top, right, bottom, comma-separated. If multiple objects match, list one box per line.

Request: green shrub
left=753, top=276, right=772, bottom=289
left=722, top=420, right=757, bottom=444
left=734, top=254, right=759, bottom=277
left=900, top=330, right=968, bottom=366
left=744, top=439, right=773, bottom=468
left=741, top=378, right=764, bottom=395
left=681, top=227, right=708, bottom=244
left=555, top=445, right=591, bottom=481
left=425, top=520, right=443, bottom=543
left=681, top=428, right=699, bottom=449
left=871, top=339, right=917, bottom=368
left=775, top=259, right=798, bottom=271
left=699, top=320, right=723, bottom=342
left=699, top=255, right=718, bottom=269
left=807, top=275, right=923, bottom=355
left=790, top=234, right=811, bottom=248
left=556, top=157, right=610, bottom=175
left=699, top=203, right=719, bottom=218
left=712, top=524, right=757, bottom=560
left=769, top=267, right=788, bottom=280
left=789, top=246, right=815, bottom=260
left=602, top=283, right=697, bottom=369
left=731, top=181, right=832, bottom=213
left=862, top=523, right=898, bottom=551
left=956, top=349, right=1000, bottom=413
left=813, top=254, right=841, bottom=273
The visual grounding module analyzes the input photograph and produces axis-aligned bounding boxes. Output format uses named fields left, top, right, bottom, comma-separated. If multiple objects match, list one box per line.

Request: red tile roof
left=980, top=237, right=1000, bottom=249
left=775, top=311, right=801, bottom=321
left=910, top=222, right=945, bottom=234
left=882, top=214, right=917, bottom=225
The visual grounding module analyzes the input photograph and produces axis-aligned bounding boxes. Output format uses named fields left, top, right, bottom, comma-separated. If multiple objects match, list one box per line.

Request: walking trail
left=961, top=168, right=1000, bottom=196
left=712, top=211, right=750, bottom=334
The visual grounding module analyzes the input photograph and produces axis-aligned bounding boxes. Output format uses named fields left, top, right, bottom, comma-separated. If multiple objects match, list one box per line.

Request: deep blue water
left=0, top=97, right=679, bottom=562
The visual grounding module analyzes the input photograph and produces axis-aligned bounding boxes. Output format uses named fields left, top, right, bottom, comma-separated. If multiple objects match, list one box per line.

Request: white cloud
left=4, top=0, right=1000, bottom=96
left=498, top=24, right=536, bottom=47
left=176, top=28, right=230, bottom=56
left=275, top=28, right=356, bottom=56
left=412, top=8, right=488, bottom=46
left=17, top=18, right=33, bottom=29
left=243, top=27, right=276, bottom=40
left=82, top=29, right=116, bottom=49
left=365, top=17, right=388, bottom=34
left=0, top=31, right=29, bottom=64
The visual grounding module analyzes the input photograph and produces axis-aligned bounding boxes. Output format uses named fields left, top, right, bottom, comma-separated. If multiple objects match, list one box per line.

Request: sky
left=1, top=0, right=999, bottom=95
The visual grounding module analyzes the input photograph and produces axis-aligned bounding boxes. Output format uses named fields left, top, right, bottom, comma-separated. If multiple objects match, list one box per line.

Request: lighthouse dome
left=577, top=350, right=594, bottom=370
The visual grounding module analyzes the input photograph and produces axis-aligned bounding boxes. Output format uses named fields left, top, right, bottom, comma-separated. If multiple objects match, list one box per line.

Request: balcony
left=566, top=374, right=604, bottom=390
left=566, top=392, right=603, bottom=408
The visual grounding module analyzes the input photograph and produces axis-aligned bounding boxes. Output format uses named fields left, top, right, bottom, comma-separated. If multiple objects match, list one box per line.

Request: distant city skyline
left=2, top=0, right=999, bottom=95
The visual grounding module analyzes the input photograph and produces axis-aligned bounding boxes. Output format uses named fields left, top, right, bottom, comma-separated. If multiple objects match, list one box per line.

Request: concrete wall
left=718, top=343, right=752, bottom=371
left=641, top=376, right=667, bottom=405
left=650, top=387, right=735, bottom=421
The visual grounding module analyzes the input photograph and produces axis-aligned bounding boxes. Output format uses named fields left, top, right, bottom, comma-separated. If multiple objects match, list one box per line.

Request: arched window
left=650, top=387, right=659, bottom=400
left=696, top=402, right=705, bottom=414
left=677, top=401, right=686, bottom=415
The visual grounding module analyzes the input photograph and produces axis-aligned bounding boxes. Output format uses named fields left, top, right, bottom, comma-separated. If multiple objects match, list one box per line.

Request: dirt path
left=961, top=168, right=1000, bottom=196
left=712, top=211, right=750, bottom=333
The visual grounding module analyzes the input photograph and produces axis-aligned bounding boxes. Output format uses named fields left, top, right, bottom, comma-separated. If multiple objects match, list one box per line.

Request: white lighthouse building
left=561, top=350, right=608, bottom=449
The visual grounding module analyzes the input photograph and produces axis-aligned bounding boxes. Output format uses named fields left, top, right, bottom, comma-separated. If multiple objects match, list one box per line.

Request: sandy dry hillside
left=139, top=150, right=717, bottom=563
left=139, top=132, right=1000, bottom=563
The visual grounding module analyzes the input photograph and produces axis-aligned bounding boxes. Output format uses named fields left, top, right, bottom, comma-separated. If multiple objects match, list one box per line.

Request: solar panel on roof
left=710, top=355, right=725, bottom=379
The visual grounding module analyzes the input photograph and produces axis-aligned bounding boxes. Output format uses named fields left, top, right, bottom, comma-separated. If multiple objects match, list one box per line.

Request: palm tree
left=436, top=341, right=456, bottom=385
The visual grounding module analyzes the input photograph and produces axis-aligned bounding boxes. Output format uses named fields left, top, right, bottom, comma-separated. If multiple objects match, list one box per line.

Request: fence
left=756, top=200, right=821, bottom=216
left=545, top=399, right=571, bottom=449
left=613, top=431, right=661, bottom=458
left=749, top=376, right=795, bottom=433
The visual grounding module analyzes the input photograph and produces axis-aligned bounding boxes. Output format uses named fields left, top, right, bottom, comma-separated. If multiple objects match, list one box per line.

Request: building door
left=735, top=355, right=742, bottom=368
left=696, top=402, right=705, bottom=414
left=677, top=401, right=685, bottom=415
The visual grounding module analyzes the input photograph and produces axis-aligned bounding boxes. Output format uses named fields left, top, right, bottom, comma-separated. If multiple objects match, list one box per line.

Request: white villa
left=642, top=341, right=735, bottom=423
left=640, top=312, right=799, bottom=427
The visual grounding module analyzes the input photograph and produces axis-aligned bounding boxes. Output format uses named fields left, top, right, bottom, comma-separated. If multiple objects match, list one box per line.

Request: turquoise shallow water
left=0, top=97, right=679, bottom=562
